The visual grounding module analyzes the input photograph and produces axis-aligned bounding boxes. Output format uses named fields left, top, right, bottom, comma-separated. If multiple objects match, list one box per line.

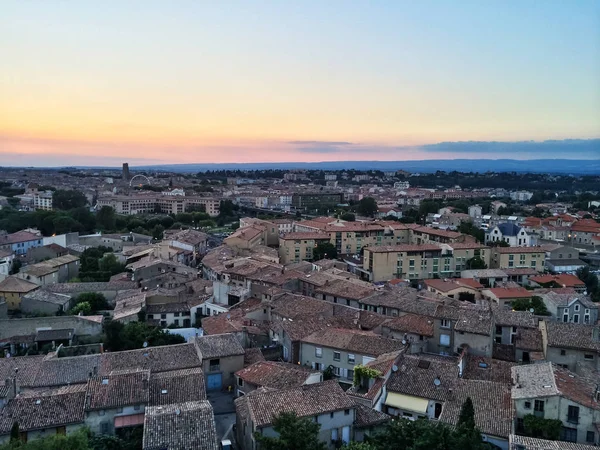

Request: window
left=495, top=325, right=502, bottom=335
left=567, top=405, right=579, bottom=424
left=440, top=334, right=450, bottom=347
left=331, top=429, right=338, bottom=442
left=238, top=378, right=244, bottom=387
left=315, top=347, right=322, bottom=358
left=561, top=427, right=577, bottom=442
left=409, top=259, right=415, bottom=268
left=441, top=319, right=451, bottom=329
left=561, top=349, right=566, bottom=356
left=586, top=431, right=595, bottom=443
left=534, top=400, right=544, bottom=416
left=333, top=351, right=341, bottom=361
left=574, top=304, right=580, bottom=312
left=344, top=409, right=350, bottom=416
left=134, top=404, right=141, bottom=411
left=209, top=359, right=220, bottom=371
left=348, top=354, right=355, bottom=364
left=161, top=314, right=167, bottom=319
left=585, top=354, right=594, bottom=360
left=330, top=412, right=334, bottom=418
left=524, top=401, right=531, bottom=409
left=573, top=314, right=579, bottom=323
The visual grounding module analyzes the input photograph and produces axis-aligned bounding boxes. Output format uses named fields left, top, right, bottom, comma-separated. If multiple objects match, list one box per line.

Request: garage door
left=207, top=373, right=222, bottom=391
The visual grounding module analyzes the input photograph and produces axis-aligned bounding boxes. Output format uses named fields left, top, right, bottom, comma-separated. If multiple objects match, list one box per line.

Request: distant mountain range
left=130, top=159, right=600, bottom=175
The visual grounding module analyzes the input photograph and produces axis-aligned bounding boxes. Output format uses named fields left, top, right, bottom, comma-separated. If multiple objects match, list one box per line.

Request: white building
left=33, top=191, right=53, bottom=211
left=0, top=250, right=14, bottom=280
left=510, top=191, right=534, bottom=202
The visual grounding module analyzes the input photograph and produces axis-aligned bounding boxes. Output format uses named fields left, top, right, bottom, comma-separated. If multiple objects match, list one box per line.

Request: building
left=235, top=361, right=322, bottom=397
left=0, top=249, right=15, bottom=280
left=96, top=195, right=220, bottom=217
left=299, top=328, right=405, bottom=386
left=424, top=278, right=483, bottom=300
left=510, top=191, right=533, bottom=202
left=490, top=247, right=545, bottom=270
left=0, top=230, right=43, bottom=256
left=291, top=193, right=344, bottom=211
left=543, top=245, right=587, bottom=273
left=16, top=255, right=80, bottom=286
left=20, top=290, right=73, bottom=315
left=528, top=274, right=586, bottom=292
left=468, top=205, right=483, bottom=218
left=512, top=363, right=600, bottom=445
left=194, top=333, right=245, bottom=390
left=33, top=191, right=53, bottom=211
left=122, top=162, right=130, bottom=181
left=509, top=435, right=598, bottom=449
left=537, top=291, right=598, bottom=324
left=235, top=381, right=356, bottom=450
left=481, top=287, right=532, bottom=309
left=0, top=275, right=40, bottom=310
left=485, top=223, right=531, bottom=247
left=540, top=322, right=600, bottom=371
left=142, top=401, right=219, bottom=450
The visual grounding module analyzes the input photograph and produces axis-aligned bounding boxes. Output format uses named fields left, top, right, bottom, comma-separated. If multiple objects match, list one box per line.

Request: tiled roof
left=383, top=314, right=434, bottom=336
left=544, top=322, right=600, bottom=352
left=195, top=333, right=245, bottom=359
left=366, top=244, right=442, bottom=253
left=0, top=276, right=39, bottom=293
left=0, top=384, right=87, bottom=434
left=33, top=354, right=102, bottom=387
left=538, top=291, right=596, bottom=309
left=425, top=278, right=483, bottom=292
left=0, top=355, right=46, bottom=388
left=86, top=369, right=150, bottom=410
left=454, top=309, right=492, bottom=335
left=438, top=379, right=513, bottom=439
left=529, top=274, right=586, bottom=288
left=35, top=328, right=75, bottom=342
left=493, top=309, right=537, bottom=328
left=302, top=328, right=405, bottom=357
left=271, top=293, right=333, bottom=319
left=149, top=367, right=206, bottom=406
left=236, top=361, right=319, bottom=390
left=515, top=327, right=543, bottom=352
left=510, top=434, right=599, bottom=449
left=101, top=343, right=202, bottom=374
left=234, top=380, right=355, bottom=428
left=484, top=287, right=532, bottom=299
left=280, top=232, right=330, bottom=240
left=0, top=230, right=40, bottom=245
left=493, top=246, right=545, bottom=254
left=511, top=363, right=559, bottom=399
left=353, top=403, right=391, bottom=428
left=244, top=348, right=266, bottom=366
left=143, top=401, right=219, bottom=450
left=22, top=289, right=72, bottom=306
left=386, top=354, right=459, bottom=401
left=45, top=280, right=137, bottom=294
left=553, top=365, right=600, bottom=410
left=461, top=269, right=508, bottom=279
left=462, top=355, right=516, bottom=384
left=364, top=350, right=404, bottom=375
left=315, top=279, right=375, bottom=301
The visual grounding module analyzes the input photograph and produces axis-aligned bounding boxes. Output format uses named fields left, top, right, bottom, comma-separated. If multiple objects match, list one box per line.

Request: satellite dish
left=392, top=365, right=398, bottom=372
left=433, top=377, right=441, bottom=387
left=142, top=341, right=148, bottom=348
left=401, top=339, right=407, bottom=345
left=529, top=308, right=535, bottom=313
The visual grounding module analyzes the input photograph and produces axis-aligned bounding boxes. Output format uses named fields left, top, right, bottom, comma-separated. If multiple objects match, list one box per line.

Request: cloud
left=420, top=139, right=600, bottom=157
left=287, top=140, right=354, bottom=146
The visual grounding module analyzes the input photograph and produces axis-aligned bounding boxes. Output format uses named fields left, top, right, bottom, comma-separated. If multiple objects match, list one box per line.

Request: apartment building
left=291, top=192, right=344, bottom=210
left=363, top=242, right=490, bottom=283
left=279, top=232, right=332, bottom=264
left=490, top=247, right=545, bottom=270
left=33, top=191, right=53, bottom=211
left=96, top=195, right=220, bottom=216
left=0, top=230, right=43, bottom=256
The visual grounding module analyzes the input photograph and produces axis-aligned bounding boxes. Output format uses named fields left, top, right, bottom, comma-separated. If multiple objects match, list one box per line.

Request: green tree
left=488, top=240, right=510, bottom=247
left=254, top=412, right=326, bottom=450
left=313, top=242, right=338, bottom=261
left=219, top=200, right=238, bottom=217
left=98, top=253, right=125, bottom=276
left=466, top=257, right=487, bottom=270
left=103, top=321, right=185, bottom=352
left=9, top=259, right=22, bottom=275
left=340, top=212, right=356, bottom=222
left=53, top=215, right=79, bottom=234
left=457, top=397, right=476, bottom=430
left=10, top=422, right=19, bottom=443
left=71, top=301, right=92, bottom=315
left=151, top=224, right=165, bottom=240
left=75, top=293, right=109, bottom=312
left=96, top=206, right=116, bottom=230
left=52, top=189, right=87, bottom=210
left=458, top=222, right=485, bottom=243
left=0, top=428, right=91, bottom=450
left=356, top=197, right=378, bottom=217
left=577, top=266, right=599, bottom=300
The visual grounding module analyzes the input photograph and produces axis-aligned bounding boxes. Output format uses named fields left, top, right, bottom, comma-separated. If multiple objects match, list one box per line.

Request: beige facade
left=97, top=195, right=220, bottom=217
left=279, top=233, right=331, bottom=264
left=363, top=243, right=490, bottom=283
left=490, top=247, right=545, bottom=270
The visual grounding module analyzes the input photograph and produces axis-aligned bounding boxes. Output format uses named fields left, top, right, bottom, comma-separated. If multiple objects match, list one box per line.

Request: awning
left=114, top=413, right=145, bottom=428
left=385, top=392, right=428, bottom=413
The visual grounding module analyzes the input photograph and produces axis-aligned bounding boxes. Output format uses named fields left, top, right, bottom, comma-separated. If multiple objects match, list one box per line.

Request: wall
left=0, top=301, right=7, bottom=319
left=299, top=342, right=365, bottom=385
left=86, top=405, right=145, bottom=435
left=454, top=331, right=493, bottom=357
left=202, top=354, right=244, bottom=389
left=20, top=296, right=71, bottom=315
left=0, top=316, right=103, bottom=340
left=545, top=346, right=598, bottom=372
left=431, top=319, right=454, bottom=355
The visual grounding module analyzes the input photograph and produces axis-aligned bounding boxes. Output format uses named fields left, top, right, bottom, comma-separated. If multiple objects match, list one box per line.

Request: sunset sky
left=1, top=1, right=599, bottom=167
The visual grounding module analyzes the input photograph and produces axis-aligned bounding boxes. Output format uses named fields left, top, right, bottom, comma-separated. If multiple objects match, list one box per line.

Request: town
left=0, top=164, right=599, bottom=450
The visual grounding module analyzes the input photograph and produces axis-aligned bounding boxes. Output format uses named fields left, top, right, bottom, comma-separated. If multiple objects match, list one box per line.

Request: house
left=20, top=290, right=73, bottom=315
left=492, top=309, right=538, bottom=362
left=299, top=328, right=406, bottom=386
left=540, top=321, right=600, bottom=371
left=438, top=379, right=513, bottom=450
left=380, top=314, right=433, bottom=353
left=16, top=254, right=80, bottom=286
left=224, top=226, right=265, bottom=250
left=278, top=232, right=331, bottom=264
left=482, top=287, right=532, bottom=309
left=454, top=309, right=494, bottom=357
left=26, top=243, right=68, bottom=264
left=235, top=381, right=356, bottom=450
left=537, top=291, right=598, bottom=324
left=377, top=207, right=402, bottom=219
left=383, top=353, right=459, bottom=420
left=490, top=246, right=546, bottom=270
left=194, top=333, right=245, bottom=390
left=0, top=230, right=43, bottom=256
left=512, top=363, right=600, bottom=445
left=424, top=278, right=483, bottom=301
left=461, top=269, right=508, bottom=288
left=485, top=223, right=531, bottom=247
left=164, top=228, right=209, bottom=263
left=142, top=401, right=219, bottom=450
left=543, top=245, right=587, bottom=273
left=0, top=249, right=15, bottom=280
left=234, top=361, right=322, bottom=396
left=0, top=275, right=40, bottom=310
left=0, top=384, right=87, bottom=444
left=528, top=274, right=587, bottom=293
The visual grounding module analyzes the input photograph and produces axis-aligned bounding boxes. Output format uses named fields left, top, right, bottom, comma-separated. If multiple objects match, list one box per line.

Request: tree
left=0, top=428, right=91, bottom=450
left=458, top=222, right=485, bottom=243
left=457, top=397, right=476, bottom=430
left=70, top=301, right=92, bottom=316
left=9, top=259, right=22, bottom=275
left=96, top=206, right=116, bottom=230
left=466, top=257, right=487, bottom=270
left=340, top=212, right=356, bottom=222
left=103, top=321, right=185, bottom=352
left=488, top=240, right=510, bottom=247
left=75, top=293, right=109, bottom=312
left=219, top=200, right=238, bottom=217
left=52, top=189, right=87, bottom=210
left=312, top=242, right=338, bottom=261
left=254, top=412, right=326, bottom=450
left=151, top=224, right=165, bottom=240
left=98, top=253, right=125, bottom=276
left=10, top=422, right=19, bottom=443
left=356, top=197, right=378, bottom=217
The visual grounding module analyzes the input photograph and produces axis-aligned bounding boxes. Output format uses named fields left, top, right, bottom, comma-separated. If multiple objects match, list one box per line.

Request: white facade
left=33, top=191, right=53, bottom=211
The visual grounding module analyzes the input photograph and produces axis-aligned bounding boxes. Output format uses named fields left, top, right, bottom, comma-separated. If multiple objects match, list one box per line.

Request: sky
left=1, top=1, right=599, bottom=167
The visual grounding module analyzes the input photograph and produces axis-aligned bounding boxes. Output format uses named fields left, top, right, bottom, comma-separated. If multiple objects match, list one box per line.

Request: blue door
left=207, top=373, right=222, bottom=390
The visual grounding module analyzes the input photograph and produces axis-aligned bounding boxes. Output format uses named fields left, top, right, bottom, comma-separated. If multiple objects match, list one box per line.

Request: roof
left=21, top=263, right=59, bottom=277
left=438, top=379, right=513, bottom=438
left=462, top=355, right=516, bottom=384
left=35, top=328, right=75, bottom=342
left=353, top=403, right=391, bottom=428
left=45, top=280, right=137, bottom=294
left=244, top=348, right=266, bottom=366
left=461, top=269, right=508, bottom=279
left=22, top=289, right=72, bottom=306
left=383, top=313, right=434, bottom=336
left=0, top=385, right=87, bottom=434
left=33, top=354, right=102, bottom=387
left=544, top=322, right=600, bottom=352
left=280, top=232, right=330, bottom=240
left=529, top=274, right=586, bottom=288
left=143, top=401, right=219, bottom=450
left=315, top=278, right=375, bottom=301
left=0, top=230, right=40, bottom=245
left=424, top=278, right=483, bottom=292
left=538, top=291, right=597, bottom=310
left=484, top=287, right=532, bottom=299
left=509, top=434, right=599, bottom=449
left=149, top=367, right=206, bottom=406
left=86, top=369, right=150, bottom=410
left=386, top=354, right=459, bottom=401
left=515, top=327, right=543, bottom=352
left=494, top=222, right=522, bottom=237
left=493, top=246, right=545, bottom=254
left=302, top=328, right=405, bottom=357
left=234, top=380, right=355, bottom=428
left=236, top=361, right=319, bottom=390
left=0, top=276, right=39, bottom=293
left=101, top=343, right=202, bottom=374
left=0, top=355, right=46, bottom=389
left=493, top=309, right=537, bottom=328
left=454, top=309, right=492, bottom=335
left=195, top=333, right=245, bottom=359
